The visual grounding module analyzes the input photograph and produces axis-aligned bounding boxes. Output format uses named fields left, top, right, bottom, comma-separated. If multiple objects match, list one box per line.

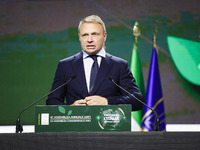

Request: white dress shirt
left=82, top=48, right=106, bottom=92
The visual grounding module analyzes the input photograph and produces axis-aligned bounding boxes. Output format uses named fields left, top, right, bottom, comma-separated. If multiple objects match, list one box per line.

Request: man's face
left=79, top=22, right=107, bottom=55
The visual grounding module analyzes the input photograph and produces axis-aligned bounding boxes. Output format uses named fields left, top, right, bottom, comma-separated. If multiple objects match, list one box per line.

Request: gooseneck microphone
left=16, top=75, right=76, bottom=133
left=109, top=76, right=161, bottom=131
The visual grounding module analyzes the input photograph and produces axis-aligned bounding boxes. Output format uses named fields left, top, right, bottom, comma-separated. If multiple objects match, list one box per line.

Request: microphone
left=16, top=75, right=76, bottom=133
left=109, top=76, right=161, bottom=131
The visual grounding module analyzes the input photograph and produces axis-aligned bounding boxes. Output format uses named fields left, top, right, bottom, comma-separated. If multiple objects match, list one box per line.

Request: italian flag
left=130, top=43, right=145, bottom=131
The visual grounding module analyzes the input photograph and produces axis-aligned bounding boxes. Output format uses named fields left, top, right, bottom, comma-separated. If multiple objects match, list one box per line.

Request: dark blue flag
left=141, top=47, right=166, bottom=131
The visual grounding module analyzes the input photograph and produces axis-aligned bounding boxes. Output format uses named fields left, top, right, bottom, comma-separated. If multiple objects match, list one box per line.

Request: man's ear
left=78, top=33, right=81, bottom=41
left=104, top=32, right=107, bottom=42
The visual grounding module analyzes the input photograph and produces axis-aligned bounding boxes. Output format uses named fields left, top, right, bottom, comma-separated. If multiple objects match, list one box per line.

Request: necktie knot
left=89, top=55, right=98, bottom=61
left=89, top=55, right=99, bottom=68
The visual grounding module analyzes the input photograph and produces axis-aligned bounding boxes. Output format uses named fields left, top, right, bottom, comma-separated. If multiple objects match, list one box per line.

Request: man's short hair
left=78, top=15, right=106, bottom=33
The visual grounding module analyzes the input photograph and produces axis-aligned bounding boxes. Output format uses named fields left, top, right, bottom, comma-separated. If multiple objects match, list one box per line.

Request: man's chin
left=84, top=49, right=99, bottom=55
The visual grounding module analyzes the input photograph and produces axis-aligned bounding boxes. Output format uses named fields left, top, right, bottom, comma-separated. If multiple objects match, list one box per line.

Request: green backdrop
left=0, top=1, right=200, bottom=125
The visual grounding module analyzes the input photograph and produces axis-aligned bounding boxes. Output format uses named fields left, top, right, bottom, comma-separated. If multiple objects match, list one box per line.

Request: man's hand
left=71, top=99, right=87, bottom=106
left=84, top=96, right=108, bottom=105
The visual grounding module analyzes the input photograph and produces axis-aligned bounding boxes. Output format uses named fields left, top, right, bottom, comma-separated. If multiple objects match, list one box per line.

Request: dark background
left=0, top=0, right=199, bottom=125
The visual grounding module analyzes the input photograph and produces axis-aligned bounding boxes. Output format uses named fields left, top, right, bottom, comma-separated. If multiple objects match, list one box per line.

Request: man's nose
left=87, top=35, right=93, bottom=43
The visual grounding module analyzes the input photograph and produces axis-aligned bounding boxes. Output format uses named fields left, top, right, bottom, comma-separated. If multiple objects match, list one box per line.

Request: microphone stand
left=109, top=76, right=161, bottom=131
left=16, top=75, right=75, bottom=133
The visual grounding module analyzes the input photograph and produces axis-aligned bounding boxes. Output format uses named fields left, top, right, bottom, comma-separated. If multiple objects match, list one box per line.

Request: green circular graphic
left=97, top=108, right=126, bottom=130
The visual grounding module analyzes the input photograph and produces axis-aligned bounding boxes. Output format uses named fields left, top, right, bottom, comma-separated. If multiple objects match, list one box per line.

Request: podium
left=35, top=105, right=131, bottom=132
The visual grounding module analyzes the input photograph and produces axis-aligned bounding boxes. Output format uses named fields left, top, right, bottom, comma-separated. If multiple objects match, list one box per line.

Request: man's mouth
left=87, top=45, right=95, bottom=49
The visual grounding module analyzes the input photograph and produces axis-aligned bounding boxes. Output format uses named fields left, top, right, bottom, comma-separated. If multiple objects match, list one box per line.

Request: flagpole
left=152, top=22, right=161, bottom=131
left=131, top=22, right=145, bottom=131
left=133, top=21, right=140, bottom=48
left=141, top=22, right=163, bottom=131
left=153, top=22, right=158, bottom=53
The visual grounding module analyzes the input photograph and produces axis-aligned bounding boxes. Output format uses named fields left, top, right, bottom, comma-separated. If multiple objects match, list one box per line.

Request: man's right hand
left=71, top=99, right=87, bottom=106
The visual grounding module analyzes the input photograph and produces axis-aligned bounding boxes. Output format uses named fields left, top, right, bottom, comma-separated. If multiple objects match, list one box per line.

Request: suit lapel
left=72, top=52, right=88, bottom=95
left=89, top=54, right=113, bottom=95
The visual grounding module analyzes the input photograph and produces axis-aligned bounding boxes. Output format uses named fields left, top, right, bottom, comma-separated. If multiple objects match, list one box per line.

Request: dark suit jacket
left=46, top=52, right=144, bottom=110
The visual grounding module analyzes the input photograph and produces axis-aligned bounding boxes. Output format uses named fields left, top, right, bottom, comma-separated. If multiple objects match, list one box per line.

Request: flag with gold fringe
left=141, top=47, right=166, bottom=131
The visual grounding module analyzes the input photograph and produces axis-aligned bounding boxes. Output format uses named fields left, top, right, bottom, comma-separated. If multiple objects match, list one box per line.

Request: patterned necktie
left=89, top=55, right=98, bottom=93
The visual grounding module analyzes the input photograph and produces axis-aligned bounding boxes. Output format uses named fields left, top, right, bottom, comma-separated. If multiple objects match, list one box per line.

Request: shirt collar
left=82, top=48, right=106, bottom=59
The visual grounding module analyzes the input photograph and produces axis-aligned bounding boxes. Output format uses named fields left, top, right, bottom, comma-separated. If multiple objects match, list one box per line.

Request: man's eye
left=92, top=33, right=98, bottom=35
left=82, top=34, right=88, bottom=37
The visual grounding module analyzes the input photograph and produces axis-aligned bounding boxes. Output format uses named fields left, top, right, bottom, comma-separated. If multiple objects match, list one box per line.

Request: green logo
left=97, top=108, right=126, bottom=130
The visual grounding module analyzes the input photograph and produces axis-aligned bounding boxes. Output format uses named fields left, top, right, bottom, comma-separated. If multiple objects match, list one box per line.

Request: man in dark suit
left=46, top=15, right=144, bottom=110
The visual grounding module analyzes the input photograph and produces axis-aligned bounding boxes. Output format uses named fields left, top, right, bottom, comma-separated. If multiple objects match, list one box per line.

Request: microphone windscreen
left=109, top=76, right=113, bottom=80
left=71, top=75, right=76, bottom=79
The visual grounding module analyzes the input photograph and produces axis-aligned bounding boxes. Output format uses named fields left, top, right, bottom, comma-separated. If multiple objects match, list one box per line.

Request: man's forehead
left=79, top=22, right=103, bottom=32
